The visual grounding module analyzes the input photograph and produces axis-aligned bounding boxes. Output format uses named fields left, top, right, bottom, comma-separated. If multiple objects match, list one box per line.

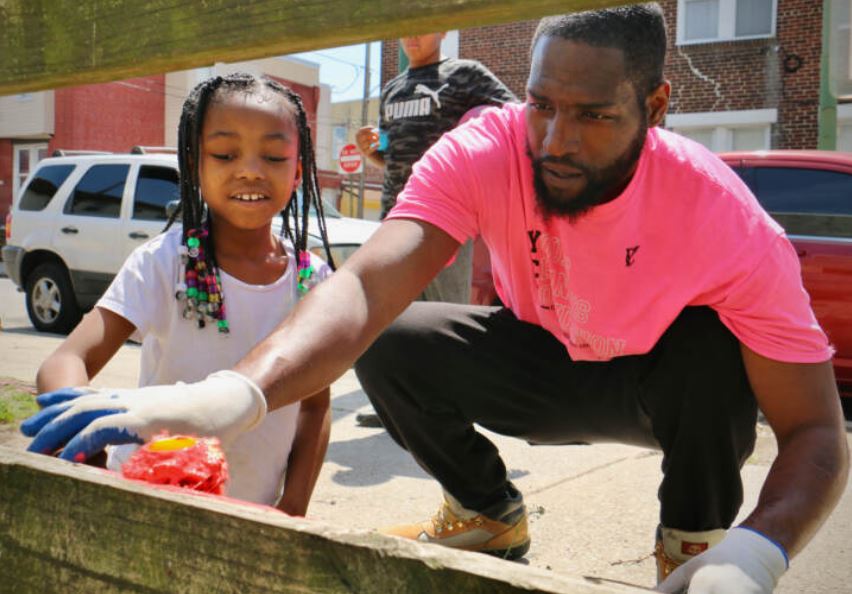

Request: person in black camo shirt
left=357, top=33, right=516, bottom=304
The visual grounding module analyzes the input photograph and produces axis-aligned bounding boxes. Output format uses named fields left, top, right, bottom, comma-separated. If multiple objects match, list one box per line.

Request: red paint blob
left=121, top=433, right=228, bottom=494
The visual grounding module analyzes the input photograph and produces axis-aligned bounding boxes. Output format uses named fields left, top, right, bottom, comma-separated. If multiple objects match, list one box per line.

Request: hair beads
left=177, top=228, right=229, bottom=333
left=297, top=252, right=319, bottom=295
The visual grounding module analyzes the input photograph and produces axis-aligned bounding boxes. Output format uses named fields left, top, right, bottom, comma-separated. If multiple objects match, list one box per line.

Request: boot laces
left=430, top=503, right=483, bottom=534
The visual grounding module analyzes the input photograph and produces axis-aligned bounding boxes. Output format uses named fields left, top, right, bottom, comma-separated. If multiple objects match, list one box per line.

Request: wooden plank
left=0, top=0, right=625, bottom=95
left=0, top=446, right=648, bottom=593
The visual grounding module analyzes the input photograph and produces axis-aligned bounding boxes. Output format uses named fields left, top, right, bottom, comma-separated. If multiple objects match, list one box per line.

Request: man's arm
left=22, top=219, right=461, bottom=460
left=738, top=346, right=849, bottom=556
left=659, top=348, right=848, bottom=593
left=236, top=218, right=460, bottom=410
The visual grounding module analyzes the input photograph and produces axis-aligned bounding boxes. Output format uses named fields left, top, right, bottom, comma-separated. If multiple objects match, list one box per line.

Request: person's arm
left=22, top=219, right=461, bottom=460
left=355, top=125, right=385, bottom=169
left=739, top=348, right=848, bottom=556
left=236, top=218, right=459, bottom=410
left=659, top=348, right=849, bottom=593
left=276, top=387, right=331, bottom=517
left=36, top=307, right=136, bottom=393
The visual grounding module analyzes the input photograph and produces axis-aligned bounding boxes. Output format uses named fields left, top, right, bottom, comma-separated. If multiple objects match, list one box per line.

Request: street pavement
left=0, top=276, right=849, bottom=592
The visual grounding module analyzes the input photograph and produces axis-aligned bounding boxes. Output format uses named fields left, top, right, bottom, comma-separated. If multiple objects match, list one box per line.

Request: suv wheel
left=25, top=262, right=82, bottom=334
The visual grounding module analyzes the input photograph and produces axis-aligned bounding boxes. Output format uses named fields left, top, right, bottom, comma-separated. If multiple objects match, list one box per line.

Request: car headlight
left=309, top=244, right=361, bottom=266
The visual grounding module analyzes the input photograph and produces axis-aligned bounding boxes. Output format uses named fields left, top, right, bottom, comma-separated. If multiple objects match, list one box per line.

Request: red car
left=721, top=150, right=852, bottom=409
left=471, top=150, right=852, bottom=412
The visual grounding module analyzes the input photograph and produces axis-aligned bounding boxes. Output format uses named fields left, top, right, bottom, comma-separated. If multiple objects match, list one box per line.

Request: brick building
left=661, top=0, right=828, bottom=152
left=327, top=97, right=387, bottom=220
left=0, top=77, right=166, bottom=230
left=381, top=22, right=537, bottom=104
left=379, top=1, right=848, bottom=154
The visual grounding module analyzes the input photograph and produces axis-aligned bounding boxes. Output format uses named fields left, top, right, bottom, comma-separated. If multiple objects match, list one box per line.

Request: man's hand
left=657, top=527, right=788, bottom=594
left=355, top=126, right=380, bottom=156
left=21, top=370, right=266, bottom=462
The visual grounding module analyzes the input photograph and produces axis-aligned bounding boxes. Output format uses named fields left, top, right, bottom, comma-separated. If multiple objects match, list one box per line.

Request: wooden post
left=0, top=3, right=648, bottom=591
left=0, top=447, right=648, bottom=593
left=0, top=0, right=625, bottom=95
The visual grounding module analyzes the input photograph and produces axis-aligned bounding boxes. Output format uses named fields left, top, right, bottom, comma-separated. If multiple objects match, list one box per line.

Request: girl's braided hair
left=165, top=72, right=334, bottom=333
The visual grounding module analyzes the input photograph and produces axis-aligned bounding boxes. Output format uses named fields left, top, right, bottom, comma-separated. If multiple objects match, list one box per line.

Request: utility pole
left=818, top=0, right=837, bottom=150
left=357, top=42, right=371, bottom=218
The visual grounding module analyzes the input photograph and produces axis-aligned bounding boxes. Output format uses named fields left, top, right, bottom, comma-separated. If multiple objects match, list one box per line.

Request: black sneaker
left=355, top=411, right=384, bottom=428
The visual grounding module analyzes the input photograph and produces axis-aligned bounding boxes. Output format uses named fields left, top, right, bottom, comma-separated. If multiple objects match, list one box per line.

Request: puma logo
left=625, top=245, right=639, bottom=267
left=414, top=83, right=450, bottom=109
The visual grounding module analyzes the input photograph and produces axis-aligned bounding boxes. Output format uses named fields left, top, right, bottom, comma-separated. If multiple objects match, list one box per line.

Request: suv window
left=18, top=164, right=76, bottom=211
left=133, top=165, right=179, bottom=221
left=64, top=164, right=129, bottom=218
left=738, top=166, right=852, bottom=239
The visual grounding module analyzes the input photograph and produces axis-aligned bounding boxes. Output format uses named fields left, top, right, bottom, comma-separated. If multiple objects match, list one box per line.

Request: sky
left=290, top=42, right=383, bottom=103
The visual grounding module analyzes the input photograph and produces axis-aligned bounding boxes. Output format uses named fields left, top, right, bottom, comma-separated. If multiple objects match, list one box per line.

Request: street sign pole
left=358, top=42, right=371, bottom=219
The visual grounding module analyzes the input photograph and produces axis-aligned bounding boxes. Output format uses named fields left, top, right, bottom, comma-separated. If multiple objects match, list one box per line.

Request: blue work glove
left=657, top=526, right=788, bottom=594
left=21, top=370, right=266, bottom=463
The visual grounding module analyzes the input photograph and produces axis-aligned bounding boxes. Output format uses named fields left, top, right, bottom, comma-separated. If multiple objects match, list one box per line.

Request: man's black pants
left=355, top=303, right=758, bottom=531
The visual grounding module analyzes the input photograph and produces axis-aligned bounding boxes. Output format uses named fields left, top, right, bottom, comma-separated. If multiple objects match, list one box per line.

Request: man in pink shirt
left=24, top=4, right=848, bottom=593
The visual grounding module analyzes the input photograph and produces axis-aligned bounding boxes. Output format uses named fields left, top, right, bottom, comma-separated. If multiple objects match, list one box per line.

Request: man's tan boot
left=381, top=494, right=530, bottom=560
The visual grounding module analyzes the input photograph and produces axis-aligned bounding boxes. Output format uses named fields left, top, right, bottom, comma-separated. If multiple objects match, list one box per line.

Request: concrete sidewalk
left=0, top=305, right=849, bottom=592
left=313, top=372, right=851, bottom=593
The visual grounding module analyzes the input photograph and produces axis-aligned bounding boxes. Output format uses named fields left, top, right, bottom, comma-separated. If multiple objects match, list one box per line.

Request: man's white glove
left=21, top=370, right=267, bottom=462
left=657, top=527, right=788, bottom=594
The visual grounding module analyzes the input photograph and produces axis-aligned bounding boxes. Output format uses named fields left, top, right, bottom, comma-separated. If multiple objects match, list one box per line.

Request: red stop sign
left=339, top=144, right=362, bottom=173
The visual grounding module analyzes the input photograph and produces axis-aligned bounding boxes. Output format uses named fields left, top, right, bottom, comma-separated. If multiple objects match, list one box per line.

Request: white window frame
left=666, top=108, right=777, bottom=152
left=12, top=142, right=49, bottom=200
left=677, top=0, right=777, bottom=45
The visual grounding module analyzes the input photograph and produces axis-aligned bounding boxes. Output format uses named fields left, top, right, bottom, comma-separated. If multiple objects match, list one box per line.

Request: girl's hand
left=21, top=371, right=266, bottom=462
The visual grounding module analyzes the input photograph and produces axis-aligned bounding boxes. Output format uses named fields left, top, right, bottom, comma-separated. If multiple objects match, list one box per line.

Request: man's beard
left=528, top=125, right=647, bottom=222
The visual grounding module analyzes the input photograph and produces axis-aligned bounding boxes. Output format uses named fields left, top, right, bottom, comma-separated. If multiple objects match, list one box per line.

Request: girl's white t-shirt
left=97, top=226, right=331, bottom=505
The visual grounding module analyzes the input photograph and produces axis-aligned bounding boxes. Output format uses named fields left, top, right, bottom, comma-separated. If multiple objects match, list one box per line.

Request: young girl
left=35, top=72, right=335, bottom=516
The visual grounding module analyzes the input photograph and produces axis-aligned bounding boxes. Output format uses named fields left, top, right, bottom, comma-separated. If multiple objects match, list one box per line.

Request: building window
left=666, top=109, right=776, bottom=152
left=826, top=0, right=852, bottom=99
left=839, top=122, right=852, bottom=152
left=12, top=143, right=49, bottom=199
left=678, top=0, right=776, bottom=45
left=838, top=104, right=852, bottom=152
left=442, top=31, right=460, bottom=60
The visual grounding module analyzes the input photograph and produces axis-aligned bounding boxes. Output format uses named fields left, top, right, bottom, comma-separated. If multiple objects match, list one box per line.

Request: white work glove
left=21, top=370, right=266, bottom=462
left=657, top=527, right=788, bottom=594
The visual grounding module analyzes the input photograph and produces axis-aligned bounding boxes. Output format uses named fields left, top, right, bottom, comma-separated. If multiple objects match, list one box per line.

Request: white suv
left=3, top=149, right=378, bottom=333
